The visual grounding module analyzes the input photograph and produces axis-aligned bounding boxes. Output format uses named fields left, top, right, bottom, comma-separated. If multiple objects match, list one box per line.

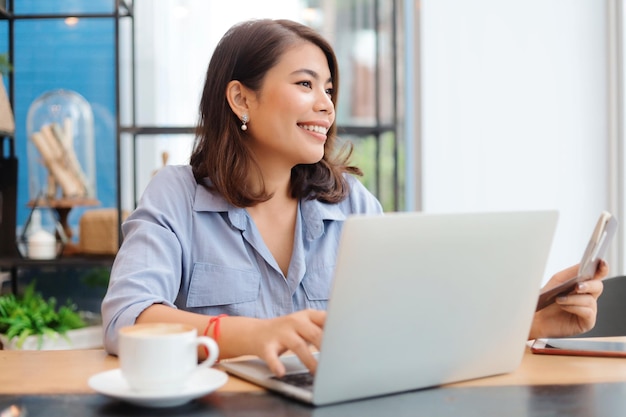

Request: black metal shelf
left=118, top=124, right=397, bottom=137
left=0, top=2, right=128, bottom=294
left=120, top=126, right=196, bottom=135
left=0, top=255, right=115, bottom=295
left=0, top=255, right=114, bottom=269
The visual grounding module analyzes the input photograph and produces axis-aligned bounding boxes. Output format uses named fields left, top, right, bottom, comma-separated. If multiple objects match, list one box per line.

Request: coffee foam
left=121, top=323, right=192, bottom=336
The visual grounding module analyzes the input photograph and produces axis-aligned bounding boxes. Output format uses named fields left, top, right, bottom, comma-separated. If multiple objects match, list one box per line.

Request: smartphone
left=535, top=211, right=617, bottom=312
left=531, top=338, right=626, bottom=358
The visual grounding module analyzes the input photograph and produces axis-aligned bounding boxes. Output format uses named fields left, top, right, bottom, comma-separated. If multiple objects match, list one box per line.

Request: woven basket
left=79, top=208, right=128, bottom=255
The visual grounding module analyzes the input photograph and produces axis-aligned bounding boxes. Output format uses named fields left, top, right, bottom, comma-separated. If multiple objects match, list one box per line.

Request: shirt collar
left=192, top=179, right=346, bottom=240
left=192, top=179, right=247, bottom=230
left=300, top=198, right=346, bottom=240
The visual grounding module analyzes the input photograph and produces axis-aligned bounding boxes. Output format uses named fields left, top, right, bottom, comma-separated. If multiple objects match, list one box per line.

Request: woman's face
left=245, top=41, right=335, bottom=171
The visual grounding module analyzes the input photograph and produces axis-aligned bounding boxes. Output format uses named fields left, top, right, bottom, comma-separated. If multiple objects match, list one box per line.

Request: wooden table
left=0, top=348, right=263, bottom=394
left=2, top=342, right=626, bottom=416
left=3, top=343, right=626, bottom=394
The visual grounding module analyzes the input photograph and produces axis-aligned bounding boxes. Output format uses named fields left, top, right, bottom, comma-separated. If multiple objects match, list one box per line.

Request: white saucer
left=88, top=367, right=228, bottom=408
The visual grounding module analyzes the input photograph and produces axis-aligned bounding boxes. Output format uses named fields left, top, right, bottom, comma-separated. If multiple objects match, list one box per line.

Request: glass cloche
left=26, top=89, right=97, bottom=202
left=26, top=89, right=99, bottom=254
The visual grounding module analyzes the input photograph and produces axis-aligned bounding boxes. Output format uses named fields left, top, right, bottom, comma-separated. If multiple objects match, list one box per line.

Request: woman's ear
left=226, top=80, right=250, bottom=119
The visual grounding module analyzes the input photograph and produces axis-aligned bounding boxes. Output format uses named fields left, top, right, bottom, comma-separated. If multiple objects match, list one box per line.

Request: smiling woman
left=102, top=16, right=608, bottom=380
left=102, top=18, right=384, bottom=378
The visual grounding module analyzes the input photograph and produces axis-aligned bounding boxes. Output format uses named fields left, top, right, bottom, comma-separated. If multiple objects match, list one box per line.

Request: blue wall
left=7, top=0, right=117, bottom=239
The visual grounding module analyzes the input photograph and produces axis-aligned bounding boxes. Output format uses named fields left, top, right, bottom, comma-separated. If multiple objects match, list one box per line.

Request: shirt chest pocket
left=301, top=266, right=334, bottom=309
left=187, top=263, right=261, bottom=316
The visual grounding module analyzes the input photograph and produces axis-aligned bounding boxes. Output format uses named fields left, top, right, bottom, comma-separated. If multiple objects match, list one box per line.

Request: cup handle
left=196, top=336, right=219, bottom=368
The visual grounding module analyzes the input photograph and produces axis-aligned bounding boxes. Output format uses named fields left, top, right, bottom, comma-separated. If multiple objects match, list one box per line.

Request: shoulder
left=141, top=165, right=196, bottom=203
left=341, top=174, right=383, bottom=215
left=135, top=165, right=231, bottom=218
left=301, top=174, right=382, bottom=238
left=306, top=174, right=382, bottom=219
left=148, top=165, right=196, bottom=191
left=131, top=165, right=198, bottom=221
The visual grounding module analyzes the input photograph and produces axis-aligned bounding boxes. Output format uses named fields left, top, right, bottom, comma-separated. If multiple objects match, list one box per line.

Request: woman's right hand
left=252, top=309, right=326, bottom=377
left=135, top=304, right=325, bottom=377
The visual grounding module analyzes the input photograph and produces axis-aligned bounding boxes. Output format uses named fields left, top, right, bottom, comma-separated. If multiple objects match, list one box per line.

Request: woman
left=102, top=19, right=606, bottom=377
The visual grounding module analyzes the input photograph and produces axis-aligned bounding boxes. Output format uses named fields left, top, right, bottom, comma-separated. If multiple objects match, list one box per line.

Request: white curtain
left=416, top=0, right=615, bottom=283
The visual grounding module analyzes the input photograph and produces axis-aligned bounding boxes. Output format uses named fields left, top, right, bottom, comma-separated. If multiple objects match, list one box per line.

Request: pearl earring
left=241, top=114, right=249, bottom=131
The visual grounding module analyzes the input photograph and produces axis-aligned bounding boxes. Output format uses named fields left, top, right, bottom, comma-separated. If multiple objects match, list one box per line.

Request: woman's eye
left=325, top=88, right=334, bottom=96
left=298, top=81, right=312, bottom=88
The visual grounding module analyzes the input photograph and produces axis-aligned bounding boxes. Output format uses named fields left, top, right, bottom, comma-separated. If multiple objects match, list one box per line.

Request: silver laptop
left=220, top=210, right=559, bottom=406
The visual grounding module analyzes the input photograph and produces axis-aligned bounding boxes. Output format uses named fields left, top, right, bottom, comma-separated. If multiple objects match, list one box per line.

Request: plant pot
left=0, top=325, right=103, bottom=350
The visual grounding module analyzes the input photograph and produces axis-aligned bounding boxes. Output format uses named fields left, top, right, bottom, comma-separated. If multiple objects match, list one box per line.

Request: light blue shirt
left=101, top=165, right=383, bottom=354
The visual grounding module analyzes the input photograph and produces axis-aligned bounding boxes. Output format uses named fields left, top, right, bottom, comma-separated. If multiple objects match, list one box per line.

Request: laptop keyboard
left=271, top=372, right=315, bottom=391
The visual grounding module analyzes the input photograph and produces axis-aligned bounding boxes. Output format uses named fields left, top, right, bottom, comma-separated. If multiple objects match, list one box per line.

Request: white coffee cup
left=118, top=323, right=219, bottom=394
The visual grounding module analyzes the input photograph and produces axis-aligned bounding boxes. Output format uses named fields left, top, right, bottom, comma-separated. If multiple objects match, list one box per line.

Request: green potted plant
left=0, top=281, right=102, bottom=350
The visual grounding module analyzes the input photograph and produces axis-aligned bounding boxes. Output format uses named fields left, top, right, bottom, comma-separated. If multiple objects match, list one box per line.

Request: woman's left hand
left=528, top=260, right=608, bottom=340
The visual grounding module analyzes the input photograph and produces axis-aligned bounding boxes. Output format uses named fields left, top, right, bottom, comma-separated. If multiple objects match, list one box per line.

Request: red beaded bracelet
left=202, top=314, right=228, bottom=357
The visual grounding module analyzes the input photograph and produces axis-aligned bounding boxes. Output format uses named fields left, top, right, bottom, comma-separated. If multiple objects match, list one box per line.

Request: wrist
left=210, top=316, right=265, bottom=359
left=201, top=314, right=228, bottom=360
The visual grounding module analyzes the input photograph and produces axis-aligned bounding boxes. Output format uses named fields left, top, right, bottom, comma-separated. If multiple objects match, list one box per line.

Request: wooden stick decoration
left=51, top=122, right=90, bottom=194
left=151, top=151, right=170, bottom=177
left=30, top=125, right=85, bottom=198
left=46, top=174, right=56, bottom=199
